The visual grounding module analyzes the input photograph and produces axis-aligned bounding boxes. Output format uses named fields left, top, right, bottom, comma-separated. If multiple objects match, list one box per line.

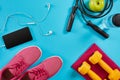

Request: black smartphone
left=2, top=27, right=33, bottom=49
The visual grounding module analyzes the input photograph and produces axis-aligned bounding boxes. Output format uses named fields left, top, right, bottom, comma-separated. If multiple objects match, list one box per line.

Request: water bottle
left=100, top=13, right=120, bottom=30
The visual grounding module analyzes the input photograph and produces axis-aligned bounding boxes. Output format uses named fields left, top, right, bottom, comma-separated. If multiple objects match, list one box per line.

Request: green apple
left=89, top=0, right=105, bottom=12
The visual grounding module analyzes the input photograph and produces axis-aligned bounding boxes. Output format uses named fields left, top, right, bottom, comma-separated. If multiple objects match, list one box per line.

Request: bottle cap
left=112, top=13, right=120, bottom=27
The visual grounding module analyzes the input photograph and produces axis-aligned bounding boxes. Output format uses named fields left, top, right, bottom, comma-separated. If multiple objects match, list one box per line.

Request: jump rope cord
left=77, top=0, right=113, bottom=23
left=78, top=0, right=113, bottom=39
left=67, top=0, right=113, bottom=38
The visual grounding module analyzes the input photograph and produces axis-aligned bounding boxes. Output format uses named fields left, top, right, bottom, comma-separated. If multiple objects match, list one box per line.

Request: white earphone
left=1, top=3, right=54, bottom=37
left=0, top=12, right=36, bottom=33
left=43, top=30, right=53, bottom=36
left=46, top=3, right=51, bottom=10
left=41, top=3, right=54, bottom=36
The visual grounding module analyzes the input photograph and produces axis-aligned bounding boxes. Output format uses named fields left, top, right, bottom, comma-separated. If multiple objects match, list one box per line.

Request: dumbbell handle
left=88, top=70, right=102, bottom=80
left=78, top=62, right=102, bottom=80
left=98, top=59, right=113, bottom=74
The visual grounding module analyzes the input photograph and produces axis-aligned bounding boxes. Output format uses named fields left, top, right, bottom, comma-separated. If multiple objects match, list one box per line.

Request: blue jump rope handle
left=66, top=6, right=78, bottom=32
left=87, top=21, right=109, bottom=38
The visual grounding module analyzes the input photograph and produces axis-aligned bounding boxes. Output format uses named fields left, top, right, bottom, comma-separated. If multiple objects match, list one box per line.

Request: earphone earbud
left=46, top=3, right=51, bottom=10
left=43, top=30, right=53, bottom=36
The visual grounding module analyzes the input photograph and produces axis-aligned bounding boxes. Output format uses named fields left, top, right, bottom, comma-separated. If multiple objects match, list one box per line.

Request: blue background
left=0, top=0, right=120, bottom=80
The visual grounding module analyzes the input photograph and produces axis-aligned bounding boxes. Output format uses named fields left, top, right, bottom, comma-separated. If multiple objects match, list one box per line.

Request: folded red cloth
left=72, top=43, right=120, bottom=80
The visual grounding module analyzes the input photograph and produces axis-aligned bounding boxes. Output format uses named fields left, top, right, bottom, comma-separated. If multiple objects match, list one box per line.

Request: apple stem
left=97, top=2, right=100, bottom=5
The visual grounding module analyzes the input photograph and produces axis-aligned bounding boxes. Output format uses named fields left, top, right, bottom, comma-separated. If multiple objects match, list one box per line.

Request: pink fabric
left=72, top=43, right=120, bottom=80
left=43, top=56, right=62, bottom=77
left=8, top=56, right=27, bottom=76
left=18, top=56, right=62, bottom=80
left=0, top=46, right=42, bottom=80
left=27, top=64, right=49, bottom=80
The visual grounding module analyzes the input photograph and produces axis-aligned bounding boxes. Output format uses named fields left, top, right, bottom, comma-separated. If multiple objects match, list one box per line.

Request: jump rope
left=66, top=0, right=113, bottom=38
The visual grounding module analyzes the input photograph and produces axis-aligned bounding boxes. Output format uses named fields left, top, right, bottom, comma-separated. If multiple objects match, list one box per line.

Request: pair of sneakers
left=0, top=46, right=62, bottom=80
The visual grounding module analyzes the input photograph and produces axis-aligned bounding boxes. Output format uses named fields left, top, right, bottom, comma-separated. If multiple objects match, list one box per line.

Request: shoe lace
left=9, top=57, right=27, bottom=76
left=29, top=67, right=49, bottom=80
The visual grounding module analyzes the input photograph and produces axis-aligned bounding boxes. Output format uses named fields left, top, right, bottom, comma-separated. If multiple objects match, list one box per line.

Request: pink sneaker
left=0, top=46, right=42, bottom=80
left=18, top=56, right=62, bottom=80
